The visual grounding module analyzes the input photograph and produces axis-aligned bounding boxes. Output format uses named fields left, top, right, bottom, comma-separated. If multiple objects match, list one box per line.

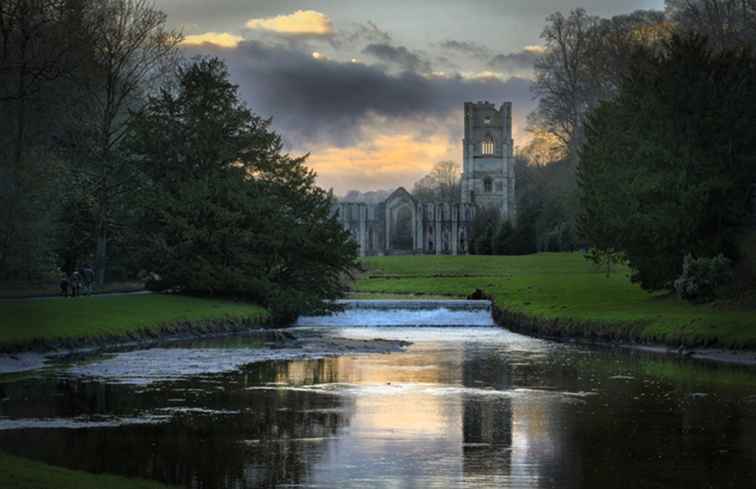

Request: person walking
left=71, top=271, right=81, bottom=297
left=82, top=266, right=95, bottom=295
left=60, top=275, right=70, bottom=298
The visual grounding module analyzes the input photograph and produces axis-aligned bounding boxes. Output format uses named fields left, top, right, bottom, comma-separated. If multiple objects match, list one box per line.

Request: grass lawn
left=355, top=253, right=756, bottom=349
left=0, top=451, right=173, bottom=489
left=0, top=294, right=269, bottom=349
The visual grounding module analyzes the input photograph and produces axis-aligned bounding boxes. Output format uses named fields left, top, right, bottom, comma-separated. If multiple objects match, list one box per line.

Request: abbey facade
left=335, top=101, right=516, bottom=256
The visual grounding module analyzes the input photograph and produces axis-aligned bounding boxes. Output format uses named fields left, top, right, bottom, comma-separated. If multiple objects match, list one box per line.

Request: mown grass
left=0, top=294, right=269, bottom=349
left=355, top=253, right=756, bottom=349
left=0, top=452, right=173, bottom=489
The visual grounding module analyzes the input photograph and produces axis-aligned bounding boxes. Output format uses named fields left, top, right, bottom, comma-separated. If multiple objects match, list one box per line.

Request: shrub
left=674, top=254, right=734, bottom=303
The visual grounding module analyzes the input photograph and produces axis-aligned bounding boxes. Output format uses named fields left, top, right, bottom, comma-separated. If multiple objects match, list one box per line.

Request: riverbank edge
left=488, top=297, right=756, bottom=366
left=0, top=315, right=274, bottom=355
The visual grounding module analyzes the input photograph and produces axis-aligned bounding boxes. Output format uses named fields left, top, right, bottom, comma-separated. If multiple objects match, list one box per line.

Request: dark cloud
left=332, top=21, right=392, bottom=48
left=440, top=40, right=492, bottom=61
left=361, top=43, right=432, bottom=73
left=183, top=41, right=535, bottom=147
left=435, top=55, right=460, bottom=71
left=488, top=48, right=541, bottom=72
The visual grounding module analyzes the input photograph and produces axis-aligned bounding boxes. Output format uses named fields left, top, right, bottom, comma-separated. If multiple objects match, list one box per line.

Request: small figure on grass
left=78, top=266, right=94, bottom=295
left=71, top=271, right=82, bottom=297
left=82, top=266, right=95, bottom=294
left=60, top=275, right=70, bottom=298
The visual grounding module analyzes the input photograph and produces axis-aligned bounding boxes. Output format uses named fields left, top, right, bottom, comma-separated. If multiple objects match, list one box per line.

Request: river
left=1, top=305, right=755, bottom=488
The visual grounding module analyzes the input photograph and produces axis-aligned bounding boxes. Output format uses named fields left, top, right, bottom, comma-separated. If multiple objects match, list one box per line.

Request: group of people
left=60, top=267, right=95, bottom=298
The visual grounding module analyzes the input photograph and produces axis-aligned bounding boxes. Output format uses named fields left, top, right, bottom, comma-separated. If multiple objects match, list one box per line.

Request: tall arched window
left=481, top=136, right=495, bottom=156
left=484, top=177, right=493, bottom=193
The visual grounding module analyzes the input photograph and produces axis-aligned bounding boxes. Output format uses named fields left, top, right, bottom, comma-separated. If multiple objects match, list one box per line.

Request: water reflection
left=0, top=328, right=755, bottom=488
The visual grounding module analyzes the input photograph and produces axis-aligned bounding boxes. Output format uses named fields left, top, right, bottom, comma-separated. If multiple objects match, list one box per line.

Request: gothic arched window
left=481, top=136, right=495, bottom=156
left=484, top=177, right=493, bottom=193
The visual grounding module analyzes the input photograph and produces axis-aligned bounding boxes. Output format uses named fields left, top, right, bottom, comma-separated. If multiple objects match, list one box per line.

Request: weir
left=295, top=300, right=495, bottom=327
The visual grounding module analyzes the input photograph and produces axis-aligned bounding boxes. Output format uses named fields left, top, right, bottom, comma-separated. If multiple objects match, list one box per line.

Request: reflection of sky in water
left=2, top=321, right=755, bottom=488
left=252, top=335, right=591, bottom=488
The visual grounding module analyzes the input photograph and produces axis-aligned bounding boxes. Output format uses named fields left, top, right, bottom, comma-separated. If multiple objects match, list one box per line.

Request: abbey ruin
left=335, top=101, right=516, bottom=256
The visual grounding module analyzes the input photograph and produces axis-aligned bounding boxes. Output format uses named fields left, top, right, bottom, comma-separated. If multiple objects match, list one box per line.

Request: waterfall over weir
left=295, top=300, right=495, bottom=327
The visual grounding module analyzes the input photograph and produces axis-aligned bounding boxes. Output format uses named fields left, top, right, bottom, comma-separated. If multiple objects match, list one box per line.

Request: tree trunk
left=95, top=233, right=107, bottom=286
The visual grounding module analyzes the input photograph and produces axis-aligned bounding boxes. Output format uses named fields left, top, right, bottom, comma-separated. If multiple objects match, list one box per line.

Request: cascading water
left=295, top=300, right=495, bottom=327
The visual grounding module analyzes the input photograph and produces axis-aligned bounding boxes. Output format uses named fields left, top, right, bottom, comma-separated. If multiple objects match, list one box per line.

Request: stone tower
left=461, top=101, right=515, bottom=219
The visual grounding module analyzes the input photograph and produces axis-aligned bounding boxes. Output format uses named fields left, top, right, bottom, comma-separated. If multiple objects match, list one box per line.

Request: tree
left=72, top=0, right=181, bottom=285
left=578, top=35, right=756, bottom=290
left=128, top=58, right=358, bottom=323
left=0, top=0, right=95, bottom=279
left=470, top=206, right=498, bottom=255
left=412, top=160, right=461, bottom=203
left=529, top=9, right=669, bottom=159
left=507, top=202, right=539, bottom=255
left=666, top=0, right=756, bottom=50
left=514, top=148, right=578, bottom=253
left=529, top=9, right=603, bottom=157
left=493, top=220, right=514, bottom=254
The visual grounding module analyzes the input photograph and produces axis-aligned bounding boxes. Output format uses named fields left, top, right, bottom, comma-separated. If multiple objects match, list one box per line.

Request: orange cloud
left=306, top=129, right=457, bottom=195
left=181, top=32, right=244, bottom=48
left=245, top=10, right=333, bottom=37
left=523, top=44, right=546, bottom=54
left=302, top=111, right=530, bottom=195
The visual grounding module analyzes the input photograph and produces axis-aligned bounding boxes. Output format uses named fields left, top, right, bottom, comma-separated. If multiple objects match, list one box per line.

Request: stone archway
left=391, top=205, right=414, bottom=250
left=384, top=188, right=417, bottom=254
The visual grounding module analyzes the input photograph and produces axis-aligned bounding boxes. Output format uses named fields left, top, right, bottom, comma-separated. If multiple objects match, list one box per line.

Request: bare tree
left=529, top=8, right=668, bottom=158
left=517, top=130, right=567, bottom=167
left=412, top=160, right=461, bottom=203
left=666, top=0, right=756, bottom=50
left=529, top=9, right=603, bottom=157
left=77, top=0, right=181, bottom=285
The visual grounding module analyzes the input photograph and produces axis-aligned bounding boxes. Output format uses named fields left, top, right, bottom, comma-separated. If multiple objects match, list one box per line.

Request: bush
left=674, top=254, right=734, bottom=303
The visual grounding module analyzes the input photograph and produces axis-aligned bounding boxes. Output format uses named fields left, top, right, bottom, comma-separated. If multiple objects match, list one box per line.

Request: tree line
left=407, top=1, right=755, bottom=301
left=527, top=0, right=756, bottom=301
left=0, top=0, right=357, bottom=320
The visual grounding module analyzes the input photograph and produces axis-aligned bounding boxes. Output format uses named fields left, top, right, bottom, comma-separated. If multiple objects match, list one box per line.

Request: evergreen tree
left=493, top=220, right=514, bottom=254
left=578, top=35, right=756, bottom=290
left=128, top=58, right=358, bottom=322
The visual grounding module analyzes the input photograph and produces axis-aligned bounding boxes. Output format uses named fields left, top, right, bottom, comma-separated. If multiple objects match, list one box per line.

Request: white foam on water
left=295, top=307, right=494, bottom=327
left=245, top=382, right=599, bottom=401
left=67, top=348, right=341, bottom=385
left=246, top=382, right=512, bottom=398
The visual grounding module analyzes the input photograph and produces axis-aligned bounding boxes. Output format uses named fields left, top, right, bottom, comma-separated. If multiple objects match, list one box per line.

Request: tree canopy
left=128, top=58, right=358, bottom=322
left=578, top=35, right=756, bottom=290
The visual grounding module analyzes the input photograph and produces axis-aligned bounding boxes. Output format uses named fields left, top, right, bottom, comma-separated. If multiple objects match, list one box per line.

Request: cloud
left=523, top=45, right=546, bottom=54
left=440, top=40, right=492, bottom=61
left=362, top=43, right=432, bottom=73
left=332, top=21, right=392, bottom=48
left=488, top=47, right=543, bottom=75
left=245, top=10, right=333, bottom=38
left=181, top=32, right=244, bottom=48
left=183, top=40, right=535, bottom=148
left=307, top=129, right=456, bottom=194
left=181, top=40, right=536, bottom=193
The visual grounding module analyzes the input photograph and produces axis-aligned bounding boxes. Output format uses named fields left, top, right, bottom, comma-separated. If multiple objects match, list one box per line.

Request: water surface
left=1, top=316, right=755, bottom=488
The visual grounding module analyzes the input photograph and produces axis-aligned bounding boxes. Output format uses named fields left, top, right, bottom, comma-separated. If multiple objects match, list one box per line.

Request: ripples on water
left=1, top=309, right=756, bottom=489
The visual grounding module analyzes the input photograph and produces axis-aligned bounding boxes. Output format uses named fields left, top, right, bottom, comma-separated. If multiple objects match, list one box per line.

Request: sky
left=158, top=0, right=665, bottom=195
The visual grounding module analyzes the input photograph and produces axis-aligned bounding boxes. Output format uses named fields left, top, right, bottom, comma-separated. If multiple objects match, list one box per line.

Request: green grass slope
left=0, top=452, right=173, bottom=489
left=0, top=294, right=269, bottom=349
left=355, top=253, right=756, bottom=349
